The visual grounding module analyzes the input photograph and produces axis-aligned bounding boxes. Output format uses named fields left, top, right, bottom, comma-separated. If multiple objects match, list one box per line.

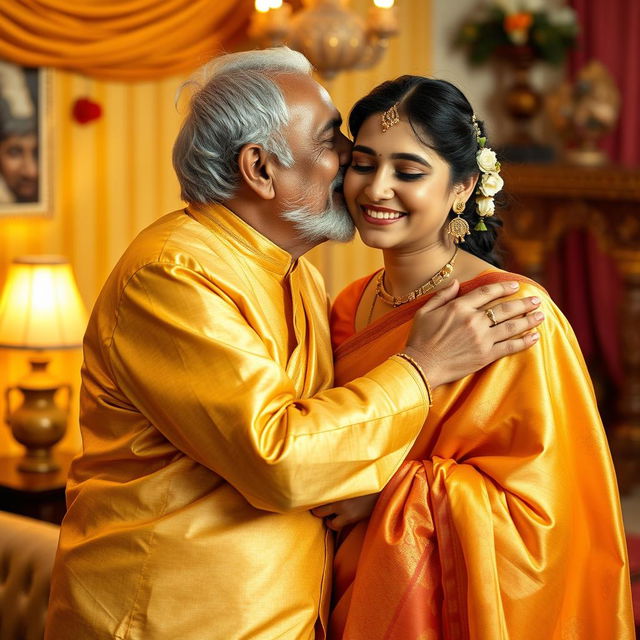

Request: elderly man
left=46, top=49, right=542, bottom=640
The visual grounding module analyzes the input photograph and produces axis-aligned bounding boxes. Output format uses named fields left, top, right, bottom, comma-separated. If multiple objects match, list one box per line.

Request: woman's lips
left=360, top=205, right=407, bottom=225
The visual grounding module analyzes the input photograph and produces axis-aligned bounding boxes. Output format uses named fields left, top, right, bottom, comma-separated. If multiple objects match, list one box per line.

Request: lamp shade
left=0, top=256, right=88, bottom=349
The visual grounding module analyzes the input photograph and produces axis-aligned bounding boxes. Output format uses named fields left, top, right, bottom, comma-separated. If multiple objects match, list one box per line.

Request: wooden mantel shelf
left=498, top=162, right=640, bottom=490
left=502, top=163, right=640, bottom=201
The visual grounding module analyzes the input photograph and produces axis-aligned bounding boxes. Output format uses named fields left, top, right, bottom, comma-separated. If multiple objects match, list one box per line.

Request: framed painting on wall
left=0, top=62, right=51, bottom=217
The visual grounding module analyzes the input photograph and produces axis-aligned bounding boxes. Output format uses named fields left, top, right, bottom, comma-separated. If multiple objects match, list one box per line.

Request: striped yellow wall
left=307, top=0, right=432, bottom=296
left=0, top=72, right=185, bottom=455
left=0, top=0, right=431, bottom=455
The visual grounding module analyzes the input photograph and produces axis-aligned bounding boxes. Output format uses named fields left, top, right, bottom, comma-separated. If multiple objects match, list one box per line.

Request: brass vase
left=501, top=45, right=542, bottom=145
left=4, top=356, right=70, bottom=473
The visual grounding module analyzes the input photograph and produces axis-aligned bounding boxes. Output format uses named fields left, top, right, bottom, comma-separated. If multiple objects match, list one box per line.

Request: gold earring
left=447, top=199, right=470, bottom=244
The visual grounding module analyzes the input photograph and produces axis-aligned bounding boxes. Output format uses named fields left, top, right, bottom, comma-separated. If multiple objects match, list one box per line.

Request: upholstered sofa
left=0, top=511, right=59, bottom=640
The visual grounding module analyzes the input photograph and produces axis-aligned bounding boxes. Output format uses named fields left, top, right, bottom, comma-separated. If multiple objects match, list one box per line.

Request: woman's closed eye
left=349, top=162, right=426, bottom=181
left=395, top=171, right=426, bottom=181
left=350, top=162, right=375, bottom=173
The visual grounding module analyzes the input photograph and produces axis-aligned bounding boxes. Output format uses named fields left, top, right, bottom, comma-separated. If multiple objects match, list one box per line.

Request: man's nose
left=22, top=152, right=38, bottom=178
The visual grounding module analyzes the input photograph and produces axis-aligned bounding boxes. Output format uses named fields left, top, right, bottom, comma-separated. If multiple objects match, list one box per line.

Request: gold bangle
left=396, top=352, right=433, bottom=407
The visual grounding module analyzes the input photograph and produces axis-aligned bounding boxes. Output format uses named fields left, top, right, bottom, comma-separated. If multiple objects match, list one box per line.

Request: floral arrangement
left=474, top=139, right=503, bottom=231
left=457, top=0, right=578, bottom=65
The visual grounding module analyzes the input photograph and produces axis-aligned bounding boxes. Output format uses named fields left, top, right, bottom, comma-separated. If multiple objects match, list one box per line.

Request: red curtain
left=545, top=0, right=638, bottom=418
left=570, top=0, right=640, bottom=167
left=545, top=231, right=624, bottom=382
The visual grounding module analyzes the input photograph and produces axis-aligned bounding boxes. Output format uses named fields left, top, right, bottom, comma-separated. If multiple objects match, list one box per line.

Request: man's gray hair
left=173, top=47, right=312, bottom=204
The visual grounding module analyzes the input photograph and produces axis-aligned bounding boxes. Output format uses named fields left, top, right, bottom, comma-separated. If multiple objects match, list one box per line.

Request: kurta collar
left=186, top=203, right=296, bottom=278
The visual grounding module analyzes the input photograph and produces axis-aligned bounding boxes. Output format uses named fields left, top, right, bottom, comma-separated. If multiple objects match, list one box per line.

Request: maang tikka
left=381, top=103, right=400, bottom=132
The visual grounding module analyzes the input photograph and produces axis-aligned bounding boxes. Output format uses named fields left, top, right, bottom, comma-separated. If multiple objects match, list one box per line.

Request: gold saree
left=329, top=271, right=633, bottom=640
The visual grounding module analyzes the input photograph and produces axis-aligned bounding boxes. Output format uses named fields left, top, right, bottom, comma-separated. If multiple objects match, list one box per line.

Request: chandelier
left=250, top=0, right=398, bottom=80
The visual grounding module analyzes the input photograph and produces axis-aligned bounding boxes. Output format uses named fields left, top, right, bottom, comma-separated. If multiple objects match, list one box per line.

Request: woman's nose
left=363, top=171, right=393, bottom=202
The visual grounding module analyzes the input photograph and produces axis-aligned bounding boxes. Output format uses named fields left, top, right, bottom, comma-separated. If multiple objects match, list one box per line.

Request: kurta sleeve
left=107, top=262, right=428, bottom=513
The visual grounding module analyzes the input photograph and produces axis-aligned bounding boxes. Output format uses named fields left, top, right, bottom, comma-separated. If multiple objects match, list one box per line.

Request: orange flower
left=504, top=12, right=533, bottom=33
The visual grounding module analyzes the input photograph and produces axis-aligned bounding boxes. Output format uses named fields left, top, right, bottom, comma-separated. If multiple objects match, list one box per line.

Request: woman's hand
left=404, top=280, right=544, bottom=389
left=311, top=493, right=380, bottom=531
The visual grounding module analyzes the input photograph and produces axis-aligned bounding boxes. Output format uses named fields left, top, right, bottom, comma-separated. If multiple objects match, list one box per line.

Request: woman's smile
left=360, top=204, right=408, bottom=224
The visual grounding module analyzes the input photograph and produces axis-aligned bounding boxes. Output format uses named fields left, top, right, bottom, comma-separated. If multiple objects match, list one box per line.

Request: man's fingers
left=486, top=296, right=541, bottom=324
left=493, top=311, right=544, bottom=341
left=325, top=515, right=346, bottom=531
left=311, top=504, right=334, bottom=518
left=417, top=280, right=460, bottom=313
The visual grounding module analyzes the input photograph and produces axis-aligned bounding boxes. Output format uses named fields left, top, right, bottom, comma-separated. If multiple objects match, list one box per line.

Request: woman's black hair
left=348, top=76, right=503, bottom=267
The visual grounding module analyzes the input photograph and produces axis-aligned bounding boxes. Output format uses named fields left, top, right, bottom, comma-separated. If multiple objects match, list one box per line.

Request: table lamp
left=0, top=256, right=87, bottom=472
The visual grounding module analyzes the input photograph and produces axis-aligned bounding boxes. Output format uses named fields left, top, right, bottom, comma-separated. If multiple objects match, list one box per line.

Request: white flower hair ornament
left=472, top=115, right=502, bottom=231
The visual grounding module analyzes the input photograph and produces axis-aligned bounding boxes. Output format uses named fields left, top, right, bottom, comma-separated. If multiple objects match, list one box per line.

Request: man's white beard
left=281, top=174, right=355, bottom=244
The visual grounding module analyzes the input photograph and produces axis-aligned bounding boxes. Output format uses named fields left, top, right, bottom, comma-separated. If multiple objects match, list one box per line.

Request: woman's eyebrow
left=352, top=145, right=376, bottom=155
left=352, top=145, right=431, bottom=168
left=391, top=153, right=431, bottom=168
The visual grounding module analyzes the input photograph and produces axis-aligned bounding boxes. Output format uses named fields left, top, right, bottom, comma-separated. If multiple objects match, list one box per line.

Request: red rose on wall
left=72, top=98, right=102, bottom=124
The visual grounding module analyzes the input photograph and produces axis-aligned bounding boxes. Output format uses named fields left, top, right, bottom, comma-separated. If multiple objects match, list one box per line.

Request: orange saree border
left=334, top=271, right=541, bottom=361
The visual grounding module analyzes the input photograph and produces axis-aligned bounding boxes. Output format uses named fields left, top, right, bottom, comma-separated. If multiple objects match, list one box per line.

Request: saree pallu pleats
left=330, top=272, right=634, bottom=640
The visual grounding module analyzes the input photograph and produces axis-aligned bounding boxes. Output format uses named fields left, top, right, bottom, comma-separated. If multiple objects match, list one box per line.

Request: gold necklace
left=376, top=247, right=459, bottom=308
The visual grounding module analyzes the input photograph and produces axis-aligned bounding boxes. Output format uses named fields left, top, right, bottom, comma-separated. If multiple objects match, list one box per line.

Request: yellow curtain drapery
left=0, top=0, right=253, bottom=80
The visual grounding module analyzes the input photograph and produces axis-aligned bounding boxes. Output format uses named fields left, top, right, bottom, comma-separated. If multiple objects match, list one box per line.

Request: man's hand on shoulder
left=404, top=280, right=544, bottom=389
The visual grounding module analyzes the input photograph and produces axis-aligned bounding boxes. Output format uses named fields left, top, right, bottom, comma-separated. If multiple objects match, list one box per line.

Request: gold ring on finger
left=485, top=307, right=498, bottom=326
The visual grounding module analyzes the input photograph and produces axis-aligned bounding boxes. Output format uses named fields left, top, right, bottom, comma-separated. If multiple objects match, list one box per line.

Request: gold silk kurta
left=45, top=204, right=429, bottom=640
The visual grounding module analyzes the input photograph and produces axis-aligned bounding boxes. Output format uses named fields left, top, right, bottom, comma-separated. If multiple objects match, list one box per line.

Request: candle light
left=252, top=0, right=291, bottom=45
left=369, top=0, right=398, bottom=37
left=250, top=0, right=400, bottom=80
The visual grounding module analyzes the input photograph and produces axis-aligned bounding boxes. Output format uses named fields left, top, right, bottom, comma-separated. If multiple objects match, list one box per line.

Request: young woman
left=312, top=77, right=633, bottom=639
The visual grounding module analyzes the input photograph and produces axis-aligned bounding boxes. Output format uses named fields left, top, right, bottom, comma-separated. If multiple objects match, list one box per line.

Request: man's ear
left=237, top=143, right=276, bottom=200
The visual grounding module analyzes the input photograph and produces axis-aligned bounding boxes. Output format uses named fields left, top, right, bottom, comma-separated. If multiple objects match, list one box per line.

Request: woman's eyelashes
left=349, top=162, right=426, bottom=181
left=349, top=162, right=375, bottom=173
left=396, top=171, right=426, bottom=181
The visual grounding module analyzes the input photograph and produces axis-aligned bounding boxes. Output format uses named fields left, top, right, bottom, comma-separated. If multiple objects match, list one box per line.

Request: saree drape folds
left=330, top=272, right=634, bottom=640
left=45, top=204, right=429, bottom=640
